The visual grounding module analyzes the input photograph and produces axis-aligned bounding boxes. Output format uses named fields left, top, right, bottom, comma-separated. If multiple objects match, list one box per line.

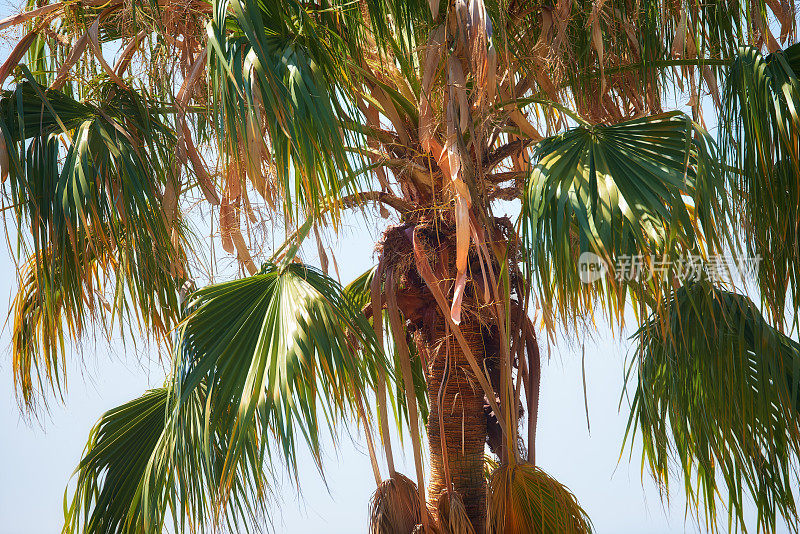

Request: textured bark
left=417, top=322, right=488, bottom=534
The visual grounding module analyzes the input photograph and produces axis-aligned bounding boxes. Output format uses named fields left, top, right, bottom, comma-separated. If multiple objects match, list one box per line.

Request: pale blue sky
left=0, top=4, right=792, bottom=532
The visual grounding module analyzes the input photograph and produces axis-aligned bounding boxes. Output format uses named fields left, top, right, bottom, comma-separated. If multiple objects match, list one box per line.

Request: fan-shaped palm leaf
left=64, top=388, right=171, bottom=534
left=521, top=111, right=723, bottom=327
left=173, top=262, right=384, bottom=494
left=626, top=281, right=800, bottom=532
left=64, top=383, right=270, bottom=534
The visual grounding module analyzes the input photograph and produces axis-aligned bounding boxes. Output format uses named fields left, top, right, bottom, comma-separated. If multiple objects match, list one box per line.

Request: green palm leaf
left=65, top=383, right=270, bottom=534
left=174, top=262, right=384, bottom=492
left=626, top=281, right=800, bottom=532
left=520, top=111, right=722, bottom=326
left=1, top=81, right=187, bottom=407
left=721, top=43, right=800, bottom=323
left=64, top=388, right=172, bottom=534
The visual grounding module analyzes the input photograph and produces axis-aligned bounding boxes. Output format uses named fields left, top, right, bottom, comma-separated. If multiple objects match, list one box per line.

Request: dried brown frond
left=369, top=473, right=435, bottom=534
left=487, top=463, right=593, bottom=534
left=436, top=490, right=476, bottom=534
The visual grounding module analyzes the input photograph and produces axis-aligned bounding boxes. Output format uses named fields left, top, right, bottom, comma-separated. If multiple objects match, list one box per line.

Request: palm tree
left=1, top=0, right=800, bottom=532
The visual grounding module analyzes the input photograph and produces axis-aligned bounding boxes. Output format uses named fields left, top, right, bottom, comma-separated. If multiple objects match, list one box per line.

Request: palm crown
left=1, top=0, right=799, bottom=532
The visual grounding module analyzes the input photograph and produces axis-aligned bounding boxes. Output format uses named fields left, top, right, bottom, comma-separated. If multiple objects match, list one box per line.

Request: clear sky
left=0, top=4, right=792, bottom=532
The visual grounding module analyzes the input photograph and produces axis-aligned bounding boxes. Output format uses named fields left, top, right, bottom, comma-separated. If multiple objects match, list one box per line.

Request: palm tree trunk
left=417, top=322, right=488, bottom=534
left=382, top=221, right=498, bottom=533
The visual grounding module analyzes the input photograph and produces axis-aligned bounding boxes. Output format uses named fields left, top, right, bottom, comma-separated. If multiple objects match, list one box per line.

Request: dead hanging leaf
left=0, top=3, right=62, bottom=31
left=702, top=66, right=721, bottom=108
left=438, top=490, right=476, bottom=534
left=357, top=101, right=391, bottom=218
left=51, top=33, right=89, bottom=90
left=420, top=25, right=445, bottom=153
left=249, top=71, right=279, bottom=208
left=531, top=10, right=558, bottom=98
left=428, top=0, right=439, bottom=18
left=177, top=49, right=207, bottom=106
left=246, top=109, right=265, bottom=195
left=763, top=19, right=781, bottom=53
left=170, top=227, right=185, bottom=277
left=443, top=75, right=472, bottom=326
left=487, top=45, right=498, bottom=105
left=369, top=474, right=423, bottom=534
left=162, top=174, right=180, bottom=227
left=452, top=179, right=472, bottom=272
left=615, top=11, right=640, bottom=59
left=497, top=84, right=543, bottom=141
left=231, top=229, right=257, bottom=274
left=686, top=68, right=700, bottom=116
left=538, top=7, right=554, bottom=47
left=181, top=121, right=220, bottom=205
left=448, top=57, right=470, bottom=133
left=468, top=0, right=489, bottom=101
left=672, top=10, right=688, bottom=58
left=552, top=0, right=572, bottom=50
left=764, top=0, right=793, bottom=43
left=219, top=195, right=237, bottom=254
left=223, top=155, right=257, bottom=272
left=470, top=222, right=491, bottom=305
left=687, top=90, right=699, bottom=109
left=672, top=66, right=685, bottom=91
left=451, top=268, right=468, bottom=325
left=226, top=156, right=243, bottom=204
left=454, top=0, right=470, bottom=52
left=241, top=183, right=257, bottom=224
left=588, top=8, right=605, bottom=96
left=445, top=100, right=462, bottom=181
left=590, top=19, right=604, bottom=66
left=0, top=31, right=38, bottom=85
left=87, top=14, right=127, bottom=89
left=451, top=179, right=472, bottom=325
left=313, top=223, right=329, bottom=275
left=0, top=133, right=8, bottom=183
left=685, top=23, right=697, bottom=58
left=602, top=93, right=624, bottom=122
left=113, top=30, right=147, bottom=76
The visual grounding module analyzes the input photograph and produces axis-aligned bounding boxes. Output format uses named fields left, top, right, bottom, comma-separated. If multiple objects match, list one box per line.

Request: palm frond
left=174, top=262, right=383, bottom=495
left=64, top=388, right=172, bottom=534
left=1, top=80, right=188, bottom=407
left=65, top=383, right=271, bottom=534
left=487, top=462, right=593, bottom=534
left=437, top=490, right=475, bottom=534
left=520, top=111, right=723, bottom=328
left=626, top=281, right=800, bottom=532
left=11, top=249, right=93, bottom=408
left=721, top=43, right=800, bottom=324
left=207, top=0, right=368, bottom=228
left=369, top=473, right=427, bottom=534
